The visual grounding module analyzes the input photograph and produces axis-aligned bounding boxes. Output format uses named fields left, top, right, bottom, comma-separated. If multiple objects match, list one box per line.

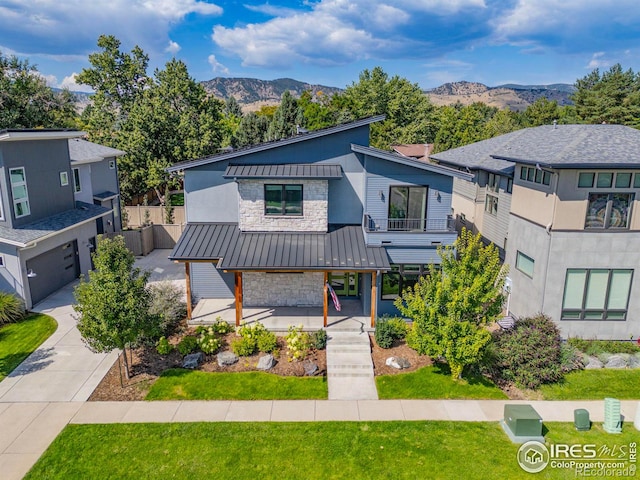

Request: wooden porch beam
left=185, top=262, right=192, bottom=320
left=323, top=271, right=328, bottom=328
left=235, top=272, right=243, bottom=326
left=371, top=271, right=377, bottom=328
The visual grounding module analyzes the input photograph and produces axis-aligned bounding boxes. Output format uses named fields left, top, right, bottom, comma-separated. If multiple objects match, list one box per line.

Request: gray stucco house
left=0, top=129, right=124, bottom=308
left=168, top=116, right=472, bottom=326
left=432, top=124, right=640, bottom=340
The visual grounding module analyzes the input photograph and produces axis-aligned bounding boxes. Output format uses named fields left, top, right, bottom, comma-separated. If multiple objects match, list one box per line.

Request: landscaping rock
left=605, top=355, right=628, bottom=369
left=182, top=352, right=204, bottom=369
left=257, top=354, right=275, bottom=371
left=217, top=350, right=238, bottom=367
left=585, top=356, right=603, bottom=369
left=628, top=355, right=640, bottom=369
left=303, top=360, right=318, bottom=376
left=386, top=356, right=410, bottom=369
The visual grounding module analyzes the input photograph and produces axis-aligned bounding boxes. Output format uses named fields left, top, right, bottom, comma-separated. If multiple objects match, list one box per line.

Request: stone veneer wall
left=243, top=272, right=324, bottom=306
left=238, top=179, right=328, bottom=232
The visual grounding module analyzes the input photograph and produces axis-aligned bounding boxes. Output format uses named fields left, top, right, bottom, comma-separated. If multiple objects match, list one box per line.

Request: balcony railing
left=363, top=214, right=455, bottom=233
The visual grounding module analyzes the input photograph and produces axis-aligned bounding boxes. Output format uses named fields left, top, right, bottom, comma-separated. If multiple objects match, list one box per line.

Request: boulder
left=257, top=354, right=275, bottom=371
left=605, top=355, right=628, bottom=369
left=628, top=354, right=640, bottom=369
left=217, top=350, right=239, bottom=367
left=386, top=356, right=410, bottom=369
left=584, top=356, right=603, bottom=369
left=303, top=360, right=318, bottom=376
left=182, top=352, right=204, bottom=369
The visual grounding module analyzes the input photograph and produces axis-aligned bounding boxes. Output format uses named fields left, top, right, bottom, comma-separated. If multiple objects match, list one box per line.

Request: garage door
left=27, top=240, right=80, bottom=305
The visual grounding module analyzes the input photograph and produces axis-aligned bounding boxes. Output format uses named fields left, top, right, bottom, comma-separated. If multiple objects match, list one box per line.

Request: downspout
left=540, top=170, right=559, bottom=310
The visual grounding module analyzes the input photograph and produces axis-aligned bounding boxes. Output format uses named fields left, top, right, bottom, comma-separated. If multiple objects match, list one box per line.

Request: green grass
left=376, top=364, right=508, bottom=399
left=146, top=368, right=328, bottom=400
left=0, top=313, right=57, bottom=381
left=540, top=369, right=640, bottom=400
left=25, top=421, right=638, bottom=479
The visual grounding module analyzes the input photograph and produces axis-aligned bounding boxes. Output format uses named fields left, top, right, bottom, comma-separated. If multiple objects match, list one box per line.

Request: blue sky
left=1, top=0, right=639, bottom=93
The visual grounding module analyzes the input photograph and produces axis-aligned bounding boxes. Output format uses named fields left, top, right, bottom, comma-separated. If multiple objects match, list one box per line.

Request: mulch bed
left=369, top=334, right=433, bottom=375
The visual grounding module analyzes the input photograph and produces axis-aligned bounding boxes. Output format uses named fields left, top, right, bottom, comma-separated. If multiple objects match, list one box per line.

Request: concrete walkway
left=327, top=330, right=378, bottom=400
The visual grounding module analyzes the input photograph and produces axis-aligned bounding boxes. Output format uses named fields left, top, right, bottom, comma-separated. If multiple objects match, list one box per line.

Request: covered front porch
left=189, top=297, right=370, bottom=331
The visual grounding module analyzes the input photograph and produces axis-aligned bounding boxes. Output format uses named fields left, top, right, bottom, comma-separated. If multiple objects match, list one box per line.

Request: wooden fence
left=152, top=224, right=184, bottom=249
left=104, top=224, right=185, bottom=255
left=124, top=206, right=185, bottom=227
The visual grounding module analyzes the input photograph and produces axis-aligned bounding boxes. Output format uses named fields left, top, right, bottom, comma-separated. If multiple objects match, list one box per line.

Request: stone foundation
left=243, top=272, right=324, bottom=306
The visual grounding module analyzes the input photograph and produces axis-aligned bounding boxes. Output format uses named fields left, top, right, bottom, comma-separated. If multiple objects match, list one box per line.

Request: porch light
left=26, top=269, right=37, bottom=278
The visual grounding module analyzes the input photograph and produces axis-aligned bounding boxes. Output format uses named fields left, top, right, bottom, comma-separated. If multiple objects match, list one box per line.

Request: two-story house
left=168, top=116, right=471, bottom=327
left=432, top=124, right=640, bottom=340
left=0, top=129, right=124, bottom=308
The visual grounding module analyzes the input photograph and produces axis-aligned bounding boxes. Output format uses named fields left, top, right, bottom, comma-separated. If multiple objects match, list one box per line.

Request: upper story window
left=484, top=194, right=498, bottom=215
left=72, top=168, right=81, bottom=193
left=9, top=167, right=30, bottom=218
left=264, top=184, right=302, bottom=216
left=520, top=166, right=551, bottom=186
left=579, top=171, right=637, bottom=189
left=562, top=268, right=632, bottom=321
left=506, top=177, right=513, bottom=194
left=516, top=251, right=535, bottom=278
left=585, top=193, right=633, bottom=229
left=487, top=173, right=500, bottom=192
left=388, top=186, right=427, bottom=231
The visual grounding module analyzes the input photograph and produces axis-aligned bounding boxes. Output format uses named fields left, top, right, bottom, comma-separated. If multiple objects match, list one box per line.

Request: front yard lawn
left=376, top=364, right=508, bottom=399
left=145, top=368, right=328, bottom=400
left=540, top=369, right=640, bottom=400
left=0, top=313, right=57, bottom=381
left=25, top=421, right=638, bottom=479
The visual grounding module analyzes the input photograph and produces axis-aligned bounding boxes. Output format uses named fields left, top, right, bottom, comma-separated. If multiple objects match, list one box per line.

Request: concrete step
left=327, top=364, right=372, bottom=371
left=328, top=376, right=378, bottom=400
left=327, top=352, right=373, bottom=366
left=327, top=346, right=371, bottom=355
left=327, top=371, right=374, bottom=378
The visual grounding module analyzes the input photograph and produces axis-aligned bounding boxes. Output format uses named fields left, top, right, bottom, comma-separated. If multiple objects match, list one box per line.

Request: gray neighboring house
left=0, top=130, right=124, bottom=308
left=168, top=116, right=472, bottom=326
left=432, top=124, right=640, bottom=340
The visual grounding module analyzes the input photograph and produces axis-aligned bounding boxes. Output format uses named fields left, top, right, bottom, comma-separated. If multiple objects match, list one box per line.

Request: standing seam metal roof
left=169, top=223, right=390, bottom=271
left=223, top=164, right=343, bottom=179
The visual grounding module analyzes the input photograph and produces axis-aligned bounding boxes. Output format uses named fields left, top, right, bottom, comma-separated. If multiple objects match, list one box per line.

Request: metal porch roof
left=223, top=164, right=343, bottom=179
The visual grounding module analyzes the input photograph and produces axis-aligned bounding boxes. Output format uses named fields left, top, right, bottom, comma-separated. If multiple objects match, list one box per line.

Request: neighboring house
left=0, top=129, right=124, bottom=308
left=432, top=124, right=640, bottom=340
left=168, top=116, right=471, bottom=325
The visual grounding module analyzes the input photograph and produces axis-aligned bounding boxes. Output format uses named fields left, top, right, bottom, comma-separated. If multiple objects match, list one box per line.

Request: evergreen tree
left=233, top=112, right=269, bottom=147
left=266, top=90, right=305, bottom=140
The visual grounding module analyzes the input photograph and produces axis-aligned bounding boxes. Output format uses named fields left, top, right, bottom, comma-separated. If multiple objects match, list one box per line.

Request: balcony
left=362, top=214, right=457, bottom=248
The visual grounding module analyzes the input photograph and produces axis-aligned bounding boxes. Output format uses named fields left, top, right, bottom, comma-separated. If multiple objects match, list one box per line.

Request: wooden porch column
left=234, top=272, right=243, bottom=326
left=185, top=262, right=192, bottom=320
left=323, top=271, right=328, bottom=328
left=370, top=271, right=377, bottom=328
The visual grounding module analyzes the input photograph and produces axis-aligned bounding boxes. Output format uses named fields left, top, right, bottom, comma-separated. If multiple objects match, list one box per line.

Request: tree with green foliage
left=266, top=90, right=305, bottom=141
left=297, top=90, right=336, bottom=130
left=572, top=64, right=640, bottom=126
left=74, top=236, right=158, bottom=379
left=395, top=229, right=508, bottom=379
left=233, top=112, right=269, bottom=147
left=0, top=52, right=77, bottom=129
left=433, top=103, right=496, bottom=153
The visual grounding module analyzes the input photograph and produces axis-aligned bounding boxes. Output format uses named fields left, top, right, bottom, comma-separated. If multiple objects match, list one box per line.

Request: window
left=484, top=194, right=498, bottom=215
left=585, top=192, right=633, bottom=229
left=0, top=254, right=4, bottom=267
left=580, top=171, right=635, bottom=189
left=381, top=264, right=433, bottom=300
left=487, top=173, right=500, bottom=192
left=9, top=167, right=30, bottom=218
left=264, top=184, right=302, bottom=216
left=596, top=172, right=613, bottom=188
left=562, top=269, right=633, bottom=320
left=635, top=174, right=640, bottom=189
left=388, top=186, right=427, bottom=231
left=108, top=160, right=115, bottom=170
left=520, top=166, right=551, bottom=186
left=578, top=172, right=594, bottom=188
left=60, top=171, right=69, bottom=186
left=516, top=251, right=535, bottom=278
left=615, top=172, right=632, bottom=188
left=506, top=177, right=513, bottom=194
left=72, top=168, right=81, bottom=193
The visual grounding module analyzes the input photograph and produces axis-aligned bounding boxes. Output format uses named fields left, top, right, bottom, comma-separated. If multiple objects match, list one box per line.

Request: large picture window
left=388, top=186, right=427, bottom=231
left=561, top=268, right=633, bottom=320
left=585, top=192, right=633, bottom=229
left=381, top=264, right=433, bottom=300
left=264, top=184, right=302, bottom=216
left=9, top=167, right=30, bottom=218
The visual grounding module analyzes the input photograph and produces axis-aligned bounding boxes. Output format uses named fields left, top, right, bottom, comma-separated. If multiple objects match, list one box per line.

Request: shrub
left=559, top=343, right=585, bottom=373
left=491, top=314, right=564, bottom=389
left=567, top=338, right=640, bottom=355
left=231, top=336, right=256, bottom=356
left=257, top=330, right=278, bottom=353
left=195, top=325, right=221, bottom=355
left=156, top=336, right=173, bottom=355
left=313, top=329, right=327, bottom=350
left=285, top=325, right=311, bottom=361
left=177, top=335, right=198, bottom=355
left=0, top=292, right=25, bottom=325
left=375, top=316, right=408, bottom=348
left=211, top=318, right=234, bottom=335
left=148, top=281, right=187, bottom=335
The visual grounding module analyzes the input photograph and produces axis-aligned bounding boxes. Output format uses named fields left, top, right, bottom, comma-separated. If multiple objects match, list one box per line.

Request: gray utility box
left=574, top=409, right=591, bottom=431
left=504, top=405, right=543, bottom=437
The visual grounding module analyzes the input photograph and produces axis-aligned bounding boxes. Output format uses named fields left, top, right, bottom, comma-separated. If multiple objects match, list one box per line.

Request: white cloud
left=35, top=72, right=58, bottom=87
left=208, top=54, right=229, bottom=75
left=60, top=72, right=94, bottom=92
left=587, top=52, right=612, bottom=69
left=165, top=40, right=181, bottom=54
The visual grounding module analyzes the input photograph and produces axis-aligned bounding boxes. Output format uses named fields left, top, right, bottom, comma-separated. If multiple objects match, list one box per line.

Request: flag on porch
left=326, top=283, right=341, bottom=312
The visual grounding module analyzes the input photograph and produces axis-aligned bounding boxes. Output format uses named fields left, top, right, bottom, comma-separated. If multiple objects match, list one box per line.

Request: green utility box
left=504, top=405, right=543, bottom=437
left=574, top=409, right=591, bottom=431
